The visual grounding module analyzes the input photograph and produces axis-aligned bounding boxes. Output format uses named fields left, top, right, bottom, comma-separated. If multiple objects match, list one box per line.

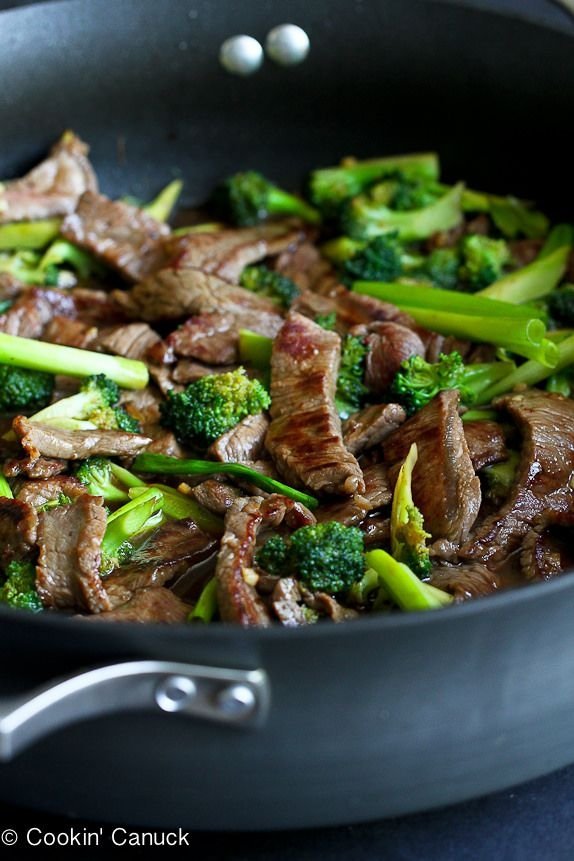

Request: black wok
left=0, top=0, right=573, bottom=830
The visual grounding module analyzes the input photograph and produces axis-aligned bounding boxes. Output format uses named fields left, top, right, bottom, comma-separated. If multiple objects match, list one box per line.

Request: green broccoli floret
left=342, top=233, right=404, bottom=283
left=0, top=365, right=54, bottom=412
left=0, top=560, right=42, bottom=612
left=391, top=352, right=507, bottom=415
left=27, top=374, right=141, bottom=432
left=255, top=535, right=289, bottom=576
left=548, top=284, right=574, bottom=326
left=461, top=234, right=512, bottom=290
left=74, top=457, right=146, bottom=503
left=240, top=264, right=300, bottom=308
left=288, top=521, right=365, bottom=593
left=424, top=247, right=461, bottom=290
left=100, top=488, right=164, bottom=575
left=391, top=443, right=431, bottom=578
left=37, top=492, right=73, bottom=512
left=160, top=367, right=271, bottom=448
left=314, top=312, right=337, bottom=331
left=213, top=171, right=320, bottom=226
left=335, top=335, right=369, bottom=419
left=386, top=177, right=441, bottom=212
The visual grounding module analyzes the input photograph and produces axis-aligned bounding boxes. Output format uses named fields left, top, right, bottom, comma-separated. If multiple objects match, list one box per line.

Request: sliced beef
left=0, top=132, right=97, bottom=223
left=208, top=413, right=269, bottom=463
left=360, top=513, right=391, bottom=546
left=266, top=312, right=365, bottom=496
left=316, top=463, right=391, bottom=527
left=3, top=456, right=67, bottom=480
left=142, top=430, right=186, bottom=459
left=188, top=480, right=242, bottom=515
left=119, top=387, right=162, bottom=426
left=429, top=563, right=500, bottom=602
left=300, top=586, right=359, bottom=622
left=293, top=287, right=415, bottom=335
left=16, top=476, right=87, bottom=508
left=460, top=392, right=574, bottom=566
left=165, top=221, right=309, bottom=283
left=61, top=191, right=169, bottom=282
left=0, top=288, right=76, bottom=338
left=274, top=241, right=332, bottom=292
left=103, top=519, right=217, bottom=608
left=271, top=577, right=312, bottom=627
left=13, top=416, right=151, bottom=461
left=36, top=495, right=110, bottom=612
left=463, top=420, right=508, bottom=472
left=83, top=586, right=189, bottom=623
left=164, top=313, right=240, bottom=365
left=97, top=322, right=161, bottom=360
left=172, top=360, right=237, bottom=385
left=0, top=273, right=23, bottom=301
left=383, top=390, right=481, bottom=545
left=343, top=403, right=406, bottom=456
left=216, top=494, right=315, bottom=626
left=353, top=321, right=425, bottom=394
left=509, top=239, right=544, bottom=268
left=43, top=316, right=98, bottom=349
left=520, top=511, right=574, bottom=581
left=69, top=287, right=128, bottom=327
left=0, top=497, right=38, bottom=566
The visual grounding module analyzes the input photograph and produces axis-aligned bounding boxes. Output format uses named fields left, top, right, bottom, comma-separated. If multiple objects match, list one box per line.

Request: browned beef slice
left=429, top=563, right=499, bottom=602
left=271, top=577, right=312, bottom=627
left=216, top=494, right=315, bottom=626
left=61, top=191, right=169, bottom=282
left=119, top=388, right=162, bottom=426
left=13, top=417, right=151, bottom=461
left=343, top=403, right=407, bottom=456
left=274, top=241, right=333, bottom=292
left=463, top=420, right=508, bottom=472
left=188, top=480, right=242, bottom=515
left=113, top=269, right=284, bottom=333
left=353, top=322, right=425, bottom=393
left=460, top=391, right=574, bottom=566
left=70, top=287, right=129, bottom=327
left=36, top=495, right=110, bottom=612
left=43, top=316, right=98, bottom=349
left=4, top=456, right=67, bottom=480
left=293, top=287, right=416, bottom=335
left=83, top=587, right=189, bottom=623
left=0, top=132, right=97, bottom=223
left=509, top=239, right=544, bottom=268
left=300, top=586, right=359, bottom=622
left=143, top=430, right=186, bottom=459
left=316, top=463, right=391, bottom=527
left=0, top=273, right=23, bottom=301
left=97, top=323, right=161, bottom=360
left=383, top=390, right=481, bottom=545
left=266, top=312, right=365, bottom=496
left=361, top=514, right=390, bottom=546
left=0, top=288, right=76, bottom=338
left=164, top=221, right=309, bottom=283
left=0, top=497, right=38, bottom=565
left=171, top=360, right=238, bottom=385
left=165, top=313, right=239, bottom=365
left=103, top=519, right=217, bottom=608
left=16, top=476, right=87, bottom=507
left=208, top=413, right=270, bottom=463
left=520, top=512, right=574, bottom=581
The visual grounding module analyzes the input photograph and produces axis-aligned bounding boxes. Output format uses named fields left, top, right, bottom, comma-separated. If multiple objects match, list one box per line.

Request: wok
left=0, top=0, right=573, bottom=831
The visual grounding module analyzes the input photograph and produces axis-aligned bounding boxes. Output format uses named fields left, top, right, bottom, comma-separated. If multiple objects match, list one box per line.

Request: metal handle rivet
left=155, top=676, right=197, bottom=712
left=219, top=35, right=264, bottom=76
left=265, top=24, right=310, bottom=66
left=216, top=684, right=256, bottom=717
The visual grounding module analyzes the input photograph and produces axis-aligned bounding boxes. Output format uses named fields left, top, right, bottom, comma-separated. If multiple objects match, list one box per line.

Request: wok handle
left=0, top=660, right=270, bottom=761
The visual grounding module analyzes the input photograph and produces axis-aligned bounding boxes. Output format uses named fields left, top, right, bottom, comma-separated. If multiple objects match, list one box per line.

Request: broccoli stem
left=132, top=453, right=319, bottom=510
left=546, top=372, right=571, bottom=397
left=101, top=488, right=164, bottom=560
left=172, top=222, right=224, bottom=236
left=128, top=485, right=223, bottom=535
left=38, top=240, right=103, bottom=279
left=0, top=219, right=61, bottom=251
left=364, top=550, right=453, bottom=611
left=0, top=333, right=149, bottom=389
left=266, top=187, right=321, bottom=225
left=461, top=408, right=499, bottom=422
left=188, top=577, right=218, bottom=623
left=238, top=329, right=274, bottom=370
left=476, top=333, right=574, bottom=404
left=143, top=179, right=183, bottom=223
left=0, top=472, right=13, bottom=498
left=538, top=225, right=574, bottom=260
left=477, top=246, right=570, bottom=303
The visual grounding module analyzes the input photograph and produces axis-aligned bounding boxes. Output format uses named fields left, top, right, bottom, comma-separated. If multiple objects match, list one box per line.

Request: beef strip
left=42, top=316, right=98, bottom=349
left=164, top=313, right=239, bottom=365
left=97, top=323, right=161, bottom=360
left=266, top=312, right=365, bottom=496
left=463, top=420, right=508, bottom=472
left=520, top=511, right=574, bottom=581
left=271, top=577, right=312, bottom=627
left=353, top=321, right=425, bottom=394
left=343, top=403, right=407, bottom=456
left=3, top=456, right=67, bottom=480
left=429, top=563, right=500, bottom=602
left=0, top=132, right=97, bottom=223
left=0, top=288, right=76, bottom=338
left=460, top=391, right=574, bottom=566
left=16, top=475, right=87, bottom=508
left=509, top=239, right=544, bottom=268
left=61, top=191, right=169, bottom=282
left=293, top=288, right=415, bottom=335
left=383, top=390, right=481, bottom=545
left=216, top=494, right=315, bottom=626
left=13, top=416, right=151, bottom=461
left=171, top=360, right=238, bottom=385
left=142, top=430, right=186, bottom=459
left=0, top=273, right=23, bottom=301
left=316, top=463, right=391, bottom=527
left=0, top=497, right=38, bottom=566
left=188, top=480, right=242, bottom=515
left=103, top=518, right=217, bottom=608
left=274, top=241, right=333, bottom=292
left=36, top=495, right=110, bottom=612
left=164, top=221, right=309, bottom=283
left=83, top=586, right=189, bottom=623
left=300, top=586, right=359, bottom=622
left=208, top=413, right=269, bottom=463
left=119, top=388, right=162, bottom=426
left=360, top=513, right=391, bottom=545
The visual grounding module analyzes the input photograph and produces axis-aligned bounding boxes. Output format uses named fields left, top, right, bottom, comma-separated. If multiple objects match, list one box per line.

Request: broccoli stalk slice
left=546, top=371, right=571, bottom=397
left=390, top=443, right=431, bottom=578
left=132, top=453, right=319, bottom=510
left=432, top=183, right=549, bottom=238
left=0, top=219, right=62, bottom=251
left=238, top=329, right=274, bottom=370
left=478, top=245, right=570, bottom=304
left=539, top=225, right=574, bottom=260
left=100, top=488, right=164, bottom=575
left=341, top=183, right=464, bottom=242
left=188, top=577, right=219, bottom=623
left=309, top=153, right=440, bottom=216
left=214, top=171, right=320, bottom=226
left=0, top=250, right=53, bottom=286
left=38, top=239, right=103, bottom=280
left=128, top=485, right=223, bottom=535
left=0, top=472, right=13, bottom=498
left=364, top=550, right=453, bottom=612
left=142, top=179, right=183, bottom=223
left=0, top=333, right=149, bottom=389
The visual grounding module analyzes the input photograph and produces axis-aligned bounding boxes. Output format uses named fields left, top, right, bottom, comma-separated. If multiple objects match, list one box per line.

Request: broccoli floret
left=0, top=365, right=54, bottom=412
left=335, top=335, right=369, bottom=419
left=391, top=443, right=431, bottom=578
left=0, top=560, right=42, bottom=612
left=314, top=312, right=337, bottom=331
left=255, top=535, right=289, bottom=576
left=483, top=452, right=520, bottom=506
left=160, top=367, right=271, bottom=448
left=548, top=284, right=574, bottom=326
left=213, top=171, right=320, bottom=226
left=387, top=177, right=441, bottom=212
left=74, top=457, right=145, bottom=503
left=240, top=264, right=300, bottom=308
left=37, top=492, right=73, bottom=512
left=342, top=233, right=404, bottom=283
left=461, top=234, right=512, bottom=290
left=28, top=374, right=141, bottom=432
left=424, top=247, right=461, bottom=290
left=288, top=521, right=365, bottom=593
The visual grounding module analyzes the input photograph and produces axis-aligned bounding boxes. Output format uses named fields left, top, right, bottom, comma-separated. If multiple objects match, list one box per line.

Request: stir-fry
left=0, top=133, right=572, bottom=625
